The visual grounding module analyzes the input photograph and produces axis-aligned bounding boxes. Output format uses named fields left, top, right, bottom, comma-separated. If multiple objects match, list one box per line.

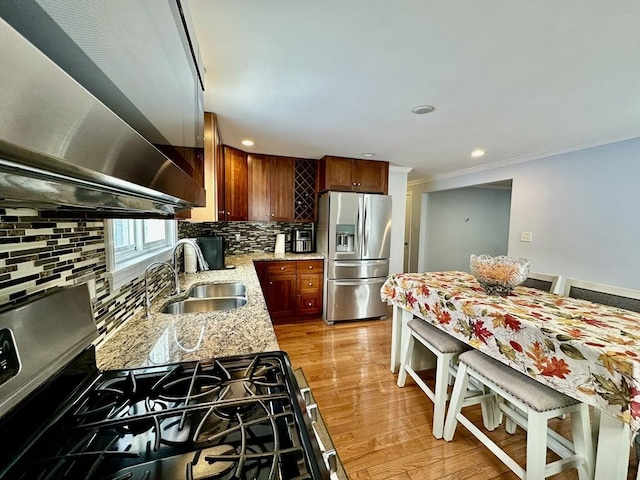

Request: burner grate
left=5, top=353, right=322, bottom=480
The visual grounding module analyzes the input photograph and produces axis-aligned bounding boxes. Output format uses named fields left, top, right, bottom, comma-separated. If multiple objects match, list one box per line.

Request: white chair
left=397, top=318, right=483, bottom=438
left=443, top=350, right=594, bottom=480
left=563, top=278, right=640, bottom=474
left=521, top=272, right=561, bottom=294
left=563, top=278, right=640, bottom=313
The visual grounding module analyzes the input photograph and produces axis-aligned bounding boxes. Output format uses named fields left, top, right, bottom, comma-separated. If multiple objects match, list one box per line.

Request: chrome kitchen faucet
left=171, top=239, right=209, bottom=273
left=144, top=261, right=179, bottom=317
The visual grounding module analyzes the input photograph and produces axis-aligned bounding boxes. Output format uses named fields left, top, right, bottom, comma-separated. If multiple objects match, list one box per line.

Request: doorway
left=420, top=180, right=512, bottom=272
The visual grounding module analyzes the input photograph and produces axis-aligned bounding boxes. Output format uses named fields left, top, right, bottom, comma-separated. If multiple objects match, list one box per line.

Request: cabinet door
left=354, top=160, right=388, bottom=194
left=322, top=156, right=355, bottom=191
left=248, top=154, right=271, bottom=221
left=223, top=146, right=248, bottom=221
left=270, top=156, right=294, bottom=221
left=267, top=275, right=297, bottom=318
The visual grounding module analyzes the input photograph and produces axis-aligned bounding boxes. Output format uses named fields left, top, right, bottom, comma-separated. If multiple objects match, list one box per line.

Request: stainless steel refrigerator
left=316, top=192, right=392, bottom=324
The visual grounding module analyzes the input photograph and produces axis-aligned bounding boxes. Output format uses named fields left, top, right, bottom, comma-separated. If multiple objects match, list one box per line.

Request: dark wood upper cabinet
left=248, top=154, right=295, bottom=222
left=355, top=159, right=389, bottom=193
left=248, top=154, right=271, bottom=221
left=221, top=145, right=248, bottom=221
left=318, top=156, right=389, bottom=194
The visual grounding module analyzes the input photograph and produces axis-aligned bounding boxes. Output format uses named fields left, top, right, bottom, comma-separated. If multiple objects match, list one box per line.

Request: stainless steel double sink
left=162, top=283, right=247, bottom=314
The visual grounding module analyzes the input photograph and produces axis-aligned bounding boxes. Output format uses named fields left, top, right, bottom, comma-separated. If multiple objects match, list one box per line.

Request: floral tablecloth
left=381, top=271, right=640, bottom=439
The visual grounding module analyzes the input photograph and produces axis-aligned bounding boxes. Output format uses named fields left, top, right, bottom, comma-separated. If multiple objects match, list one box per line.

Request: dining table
left=381, top=271, right=640, bottom=480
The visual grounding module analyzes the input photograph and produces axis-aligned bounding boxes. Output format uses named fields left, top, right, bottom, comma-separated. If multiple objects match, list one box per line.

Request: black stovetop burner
left=0, top=350, right=328, bottom=480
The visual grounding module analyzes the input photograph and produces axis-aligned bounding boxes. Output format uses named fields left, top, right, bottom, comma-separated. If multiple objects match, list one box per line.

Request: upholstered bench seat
left=443, top=350, right=593, bottom=480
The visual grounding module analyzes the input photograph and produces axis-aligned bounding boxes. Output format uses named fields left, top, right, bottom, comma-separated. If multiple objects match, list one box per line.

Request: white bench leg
left=397, top=333, right=414, bottom=387
left=443, top=362, right=471, bottom=441
left=572, top=403, right=594, bottom=480
left=526, top=410, right=548, bottom=480
left=432, top=351, right=451, bottom=438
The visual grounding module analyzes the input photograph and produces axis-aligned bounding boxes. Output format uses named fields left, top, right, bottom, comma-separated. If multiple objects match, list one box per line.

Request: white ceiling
left=187, top=0, right=640, bottom=181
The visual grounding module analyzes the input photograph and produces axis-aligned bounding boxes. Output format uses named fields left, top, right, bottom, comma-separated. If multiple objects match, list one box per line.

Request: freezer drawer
left=324, top=277, right=387, bottom=322
left=326, top=259, right=389, bottom=279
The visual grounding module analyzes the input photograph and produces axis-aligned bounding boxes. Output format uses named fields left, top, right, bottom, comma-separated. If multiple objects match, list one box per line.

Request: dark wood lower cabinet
left=266, top=275, right=297, bottom=318
left=254, top=259, right=323, bottom=319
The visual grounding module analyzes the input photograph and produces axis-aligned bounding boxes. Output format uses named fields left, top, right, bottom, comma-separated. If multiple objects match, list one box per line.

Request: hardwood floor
left=273, top=310, right=636, bottom=480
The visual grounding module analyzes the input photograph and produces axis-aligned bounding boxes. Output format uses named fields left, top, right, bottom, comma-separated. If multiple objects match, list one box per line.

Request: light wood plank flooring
left=273, top=311, right=636, bottom=480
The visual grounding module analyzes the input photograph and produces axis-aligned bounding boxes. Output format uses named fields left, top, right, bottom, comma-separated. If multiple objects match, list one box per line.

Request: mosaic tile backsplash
left=178, top=221, right=313, bottom=254
left=0, top=210, right=315, bottom=347
left=0, top=208, right=172, bottom=346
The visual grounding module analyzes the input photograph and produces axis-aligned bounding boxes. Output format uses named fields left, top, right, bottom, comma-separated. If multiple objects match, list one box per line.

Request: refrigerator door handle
left=331, top=279, right=383, bottom=286
left=331, top=260, right=388, bottom=267
left=363, top=199, right=368, bottom=254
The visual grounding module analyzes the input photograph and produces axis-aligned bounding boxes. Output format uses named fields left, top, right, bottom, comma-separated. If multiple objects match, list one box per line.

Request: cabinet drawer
left=296, top=260, right=323, bottom=274
left=298, top=273, right=323, bottom=294
left=267, top=261, right=296, bottom=276
left=297, top=294, right=322, bottom=315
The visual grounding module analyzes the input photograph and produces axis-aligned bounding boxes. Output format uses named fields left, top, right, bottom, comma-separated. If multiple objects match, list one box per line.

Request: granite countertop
left=96, top=252, right=324, bottom=370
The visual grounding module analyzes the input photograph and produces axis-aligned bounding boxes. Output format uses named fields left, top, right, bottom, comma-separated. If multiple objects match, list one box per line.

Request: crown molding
left=407, top=135, right=639, bottom=187
left=389, top=165, right=413, bottom=174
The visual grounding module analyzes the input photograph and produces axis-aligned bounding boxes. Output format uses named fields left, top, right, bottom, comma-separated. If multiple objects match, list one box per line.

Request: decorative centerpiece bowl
left=470, top=254, right=530, bottom=296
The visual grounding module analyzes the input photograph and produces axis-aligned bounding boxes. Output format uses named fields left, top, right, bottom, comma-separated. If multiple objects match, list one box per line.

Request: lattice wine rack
left=294, top=159, right=316, bottom=221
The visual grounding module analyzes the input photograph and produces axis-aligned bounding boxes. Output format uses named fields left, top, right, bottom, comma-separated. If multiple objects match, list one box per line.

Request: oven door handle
left=300, top=389, right=339, bottom=479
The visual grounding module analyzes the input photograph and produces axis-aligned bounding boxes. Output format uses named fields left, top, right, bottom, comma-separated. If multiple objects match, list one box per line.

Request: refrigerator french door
left=317, top=192, right=392, bottom=324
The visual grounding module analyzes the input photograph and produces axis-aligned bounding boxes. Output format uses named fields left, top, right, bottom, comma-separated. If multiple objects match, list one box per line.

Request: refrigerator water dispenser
left=335, top=225, right=355, bottom=252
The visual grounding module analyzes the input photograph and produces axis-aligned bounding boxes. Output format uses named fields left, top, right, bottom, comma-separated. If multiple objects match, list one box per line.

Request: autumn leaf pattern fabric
left=381, top=271, right=640, bottom=438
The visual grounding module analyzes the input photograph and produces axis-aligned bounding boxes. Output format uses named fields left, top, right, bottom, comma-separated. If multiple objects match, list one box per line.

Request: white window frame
left=105, top=219, right=177, bottom=291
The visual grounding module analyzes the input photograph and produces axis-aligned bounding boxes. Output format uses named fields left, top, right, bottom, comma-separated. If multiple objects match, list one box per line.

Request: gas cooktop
left=0, top=283, right=332, bottom=480
left=2, top=350, right=328, bottom=480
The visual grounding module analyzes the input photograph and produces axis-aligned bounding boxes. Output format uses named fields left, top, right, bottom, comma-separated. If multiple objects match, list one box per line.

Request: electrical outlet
left=520, top=231, right=532, bottom=242
left=235, top=233, right=241, bottom=241
left=74, top=273, right=97, bottom=299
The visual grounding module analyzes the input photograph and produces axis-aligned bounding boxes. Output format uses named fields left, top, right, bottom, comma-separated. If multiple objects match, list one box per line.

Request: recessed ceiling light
left=241, top=139, right=254, bottom=146
left=363, top=153, right=375, bottom=157
left=412, top=105, right=435, bottom=114
left=471, top=149, right=485, bottom=158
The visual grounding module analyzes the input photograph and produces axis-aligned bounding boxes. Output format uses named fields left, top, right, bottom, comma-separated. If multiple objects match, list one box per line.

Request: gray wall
left=408, top=137, right=640, bottom=289
left=424, top=187, right=511, bottom=272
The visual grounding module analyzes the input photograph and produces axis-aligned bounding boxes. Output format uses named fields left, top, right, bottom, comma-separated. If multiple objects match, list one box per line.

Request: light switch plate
left=520, top=231, right=532, bottom=242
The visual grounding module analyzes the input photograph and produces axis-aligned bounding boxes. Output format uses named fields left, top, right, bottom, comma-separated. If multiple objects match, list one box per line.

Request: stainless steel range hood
left=0, top=18, right=206, bottom=217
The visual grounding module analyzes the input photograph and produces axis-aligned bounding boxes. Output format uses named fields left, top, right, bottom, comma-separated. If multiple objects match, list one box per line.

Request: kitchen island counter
left=96, top=252, right=324, bottom=370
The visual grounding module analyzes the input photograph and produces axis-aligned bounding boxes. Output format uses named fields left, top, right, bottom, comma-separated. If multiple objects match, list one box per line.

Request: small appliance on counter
left=292, top=227, right=315, bottom=253
left=0, top=285, right=333, bottom=479
left=197, top=236, right=225, bottom=270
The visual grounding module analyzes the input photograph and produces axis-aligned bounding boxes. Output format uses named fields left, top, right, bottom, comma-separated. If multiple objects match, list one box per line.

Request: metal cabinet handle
left=280, top=266, right=285, bottom=270
left=269, top=281, right=273, bottom=285
left=308, top=265, right=313, bottom=269
left=308, top=282, right=313, bottom=286
left=271, top=213, right=275, bottom=216
left=352, top=182, right=357, bottom=186
left=308, top=302, right=312, bottom=306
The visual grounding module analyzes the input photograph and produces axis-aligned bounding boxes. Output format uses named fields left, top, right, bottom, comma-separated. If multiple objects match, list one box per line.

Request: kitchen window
left=105, top=219, right=177, bottom=290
